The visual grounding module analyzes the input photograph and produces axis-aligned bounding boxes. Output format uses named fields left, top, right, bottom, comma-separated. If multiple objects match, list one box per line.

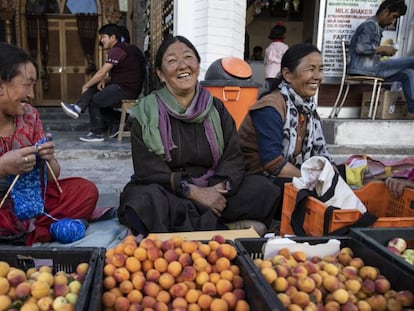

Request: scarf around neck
left=278, top=81, right=332, bottom=163
left=132, top=84, right=224, bottom=184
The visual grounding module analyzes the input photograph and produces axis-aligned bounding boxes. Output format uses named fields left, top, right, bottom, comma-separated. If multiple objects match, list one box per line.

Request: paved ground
left=52, top=131, right=133, bottom=208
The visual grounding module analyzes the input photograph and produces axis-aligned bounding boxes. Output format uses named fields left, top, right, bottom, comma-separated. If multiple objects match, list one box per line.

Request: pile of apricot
left=254, top=247, right=414, bottom=310
left=102, top=234, right=250, bottom=310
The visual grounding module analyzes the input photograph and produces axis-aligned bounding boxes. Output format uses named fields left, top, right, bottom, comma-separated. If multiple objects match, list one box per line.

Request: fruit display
left=0, top=260, right=88, bottom=311
left=101, top=234, right=251, bottom=310
left=253, top=246, right=414, bottom=310
left=386, top=237, right=414, bottom=265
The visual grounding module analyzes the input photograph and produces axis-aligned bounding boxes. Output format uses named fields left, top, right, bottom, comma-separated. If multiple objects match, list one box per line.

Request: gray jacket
left=347, top=17, right=383, bottom=76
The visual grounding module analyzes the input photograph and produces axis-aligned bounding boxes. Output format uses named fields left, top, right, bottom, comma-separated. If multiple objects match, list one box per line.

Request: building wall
left=175, top=0, right=246, bottom=79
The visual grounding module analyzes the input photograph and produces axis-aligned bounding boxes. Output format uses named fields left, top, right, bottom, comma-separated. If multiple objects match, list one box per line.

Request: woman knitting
left=0, top=42, right=98, bottom=245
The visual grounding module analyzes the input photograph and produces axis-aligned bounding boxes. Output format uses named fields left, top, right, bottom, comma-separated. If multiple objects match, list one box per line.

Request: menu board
left=321, top=0, right=382, bottom=79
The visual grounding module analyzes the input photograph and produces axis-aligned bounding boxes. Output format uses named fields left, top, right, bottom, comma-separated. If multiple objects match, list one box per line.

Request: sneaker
left=61, top=102, right=81, bottom=119
left=80, top=132, right=104, bottom=142
left=109, top=123, right=120, bottom=138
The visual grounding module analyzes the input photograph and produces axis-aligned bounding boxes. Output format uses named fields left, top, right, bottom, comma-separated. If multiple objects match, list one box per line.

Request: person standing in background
left=250, top=45, right=264, bottom=61
left=264, top=22, right=288, bottom=92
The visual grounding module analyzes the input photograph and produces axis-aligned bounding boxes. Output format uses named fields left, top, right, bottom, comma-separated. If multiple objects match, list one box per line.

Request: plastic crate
left=235, top=237, right=414, bottom=310
left=89, top=240, right=281, bottom=311
left=350, top=227, right=414, bottom=276
left=0, top=246, right=105, bottom=311
left=280, top=181, right=414, bottom=236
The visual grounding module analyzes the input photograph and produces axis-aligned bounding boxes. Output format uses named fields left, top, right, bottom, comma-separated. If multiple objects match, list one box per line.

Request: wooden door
left=37, top=15, right=93, bottom=106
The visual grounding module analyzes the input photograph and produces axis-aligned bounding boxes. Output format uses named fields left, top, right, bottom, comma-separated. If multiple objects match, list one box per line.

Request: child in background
left=264, top=22, right=288, bottom=92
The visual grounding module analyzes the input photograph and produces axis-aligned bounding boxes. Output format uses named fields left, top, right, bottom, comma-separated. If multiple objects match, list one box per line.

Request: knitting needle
left=45, top=161, right=63, bottom=193
left=0, top=175, right=20, bottom=209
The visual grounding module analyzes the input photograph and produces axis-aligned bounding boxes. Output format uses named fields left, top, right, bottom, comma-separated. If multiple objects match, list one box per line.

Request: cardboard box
left=360, top=90, right=408, bottom=119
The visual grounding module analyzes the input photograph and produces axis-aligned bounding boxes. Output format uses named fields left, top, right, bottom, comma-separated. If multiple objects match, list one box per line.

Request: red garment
left=0, top=104, right=98, bottom=245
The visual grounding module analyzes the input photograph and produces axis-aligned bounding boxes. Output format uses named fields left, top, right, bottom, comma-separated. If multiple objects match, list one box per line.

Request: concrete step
left=38, top=107, right=90, bottom=132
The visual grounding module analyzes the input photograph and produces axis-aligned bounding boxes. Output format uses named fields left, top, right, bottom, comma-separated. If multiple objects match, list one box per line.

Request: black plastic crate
left=0, top=246, right=105, bottom=311
left=350, top=227, right=414, bottom=276
left=89, top=240, right=281, bottom=311
left=235, top=236, right=414, bottom=310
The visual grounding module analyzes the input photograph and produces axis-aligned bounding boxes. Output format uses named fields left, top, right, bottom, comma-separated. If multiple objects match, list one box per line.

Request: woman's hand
left=0, top=146, right=38, bottom=177
left=187, top=184, right=227, bottom=217
left=36, top=134, right=55, bottom=162
left=385, top=176, right=414, bottom=198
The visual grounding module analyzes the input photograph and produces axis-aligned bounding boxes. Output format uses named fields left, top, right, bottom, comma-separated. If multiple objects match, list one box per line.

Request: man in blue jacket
left=348, top=0, right=414, bottom=119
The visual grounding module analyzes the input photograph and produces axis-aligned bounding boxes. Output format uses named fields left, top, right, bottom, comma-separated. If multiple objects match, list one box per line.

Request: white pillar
left=175, top=0, right=246, bottom=80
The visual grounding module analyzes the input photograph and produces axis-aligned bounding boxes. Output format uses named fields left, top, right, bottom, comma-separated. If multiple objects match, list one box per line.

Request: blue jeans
left=376, top=57, right=414, bottom=113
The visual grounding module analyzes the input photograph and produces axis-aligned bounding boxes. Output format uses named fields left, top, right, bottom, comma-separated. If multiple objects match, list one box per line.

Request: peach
left=133, top=247, right=147, bottom=261
left=340, top=302, right=358, bottom=311
left=211, top=234, right=226, bottom=244
left=158, top=272, right=175, bottom=290
left=181, top=241, right=198, bottom=254
left=361, top=279, right=375, bottom=295
left=161, top=239, right=175, bottom=252
left=216, top=278, right=233, bottom=296
left=201, top=281, right=217, bottom=296
left=103, top=275, right=117, bottom=289
left=31, top=280, right=50, bottom=299
left=139, top=237, right=156, bottom=249
left=198, top=244, right=211, bottom=257
left=395, top=290, right=414, bottom=307
left=337, top=252, right=352, bottom=266
left=274, top=264, right=290, bottom=278
left=178, top=253, right=192, bottom=267
left=167, top=261, right=182, bottom=278
left=171, top=235, right=184, bottom=248
left=144, top=281, right=160, bottom=297
left=297, top=276, right=316, bottom=293
left=53, top=283, right=70, bottom=297
left=209, top=272, right=221, bottom=284
left=232, top=274, right=244, bottom=289
left=0, top=262, right=10, bottom=278
left=102, top=291, right=117, bottom=308
left=141, top=259, right=154, bottom=273
left=147, top=246, right=161, bottom=261
left=357, top=300, right=372, bottom=311
left=146, top=268, right=161, bottom=283
left=195, top=271, right=209, bottom=287
left=132, top=273, right=146, bottom=290
left=221, top=291, right=237, bottom=309
left=323, top=263, right=339, bottom=276
left=344, top=279, right=361, bottom=294
left=292, top=264, right=308, bottom=278
left=291, top=291, right=310, bottom=308
left=215, top=257, right=231, bottom=273
left=272, top=255, right=290, bottom=267
left=119, top=280, right=134, bottom=294
left=273, top=277, right=289, bottom=292
left=349, top=257, right=365, bottom=269
left=208, top=240, right=220, bottom=251
left=359, top=266, right=378, bottom=280
left=198, top=293, right=213, bottom=309
left=261, top=267, right=277, bottom=284
left=125, top=257, right=141, bottom=274
left=277, top=293, right=291, bottom=307
left=7, top=268, right=26, bottom=287
left=342, top=266, right=358, bottom=280
left=292, top=251, right=307, bottom=262
left=37, top=296, right=54, bottom=311
left=332, top=288, right=349, bottom=304
left=0, top=277, right=10, bottom=295
left=156, top=289, right=171, bottom=304
left=15, top=281, right=32, bottom=299
left=207, top=250, right=219, bottom=265
left=54, top=273, right=69, bottom=286
left=164, top=249, right=179, bottom=263
left=193, top=257, right=208, bottom=272
left=169, top=282, right=188, bottom=298
left=210, top=298, right=229, bottom=311
left=220, top=269, right=234, bottom=282
left=366, top=294, right=387, bottom=311
left=154, top=301, right=169, bottom=311
left=375, top=278, right=391, bottom=294
left=309, top=273, right=323, bottom=288
left=114, top=295, right=131, bottom=311
left=324, top=301, right=340, bottom=311
left=141, top=295, right=156, bottom=309
left=278, top=247, right=291, bottom=259
left=234, top=299, right=250, bottom=311
left=185, top=288, right=201, bottom=304
left=112, top=253, right=127, bottom=268
left=180, top=266, right=197, bottom=282
left=126, top=289, right=143, bottom=304
left=386, top=297, right=402, bottom=311
left=323, top=275, right=340, bottom=293
left=233, top=288, right=246, bottom=300
left=114, top=267, right=130, bottom=283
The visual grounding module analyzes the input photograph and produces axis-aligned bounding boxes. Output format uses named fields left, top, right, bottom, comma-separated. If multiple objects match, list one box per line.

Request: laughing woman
left=118, top=36, right=280, bottom=236
left=238, top=43, right=333, bottom=217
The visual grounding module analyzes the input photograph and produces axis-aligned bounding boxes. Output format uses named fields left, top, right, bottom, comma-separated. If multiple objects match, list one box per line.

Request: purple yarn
left=50, top=218, right=86, bottom=244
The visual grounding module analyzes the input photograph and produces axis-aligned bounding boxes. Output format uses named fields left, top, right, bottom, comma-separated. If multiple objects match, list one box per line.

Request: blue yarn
left=50, top=218, right=86, bottom=244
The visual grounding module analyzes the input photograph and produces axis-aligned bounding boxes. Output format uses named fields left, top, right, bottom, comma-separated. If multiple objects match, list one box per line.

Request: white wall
left=175, top=0, right=246, bottom=80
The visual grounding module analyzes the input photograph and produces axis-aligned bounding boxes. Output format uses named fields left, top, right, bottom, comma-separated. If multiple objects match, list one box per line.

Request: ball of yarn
left=50, top=218, right=86, bottom=244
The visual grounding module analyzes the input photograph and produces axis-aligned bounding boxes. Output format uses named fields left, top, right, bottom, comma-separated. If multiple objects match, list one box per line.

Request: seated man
left=347, top=0, right=414, bottom=118
left=61, top=23, right=142, bottom=142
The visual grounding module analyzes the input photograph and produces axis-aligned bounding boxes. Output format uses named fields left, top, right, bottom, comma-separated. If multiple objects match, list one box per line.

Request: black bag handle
left=290, top=172, right=377, bottom=236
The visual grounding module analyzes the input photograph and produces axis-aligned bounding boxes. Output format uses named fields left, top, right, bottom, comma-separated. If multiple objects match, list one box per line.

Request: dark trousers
left=77, top=84, right=133, bottom=134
